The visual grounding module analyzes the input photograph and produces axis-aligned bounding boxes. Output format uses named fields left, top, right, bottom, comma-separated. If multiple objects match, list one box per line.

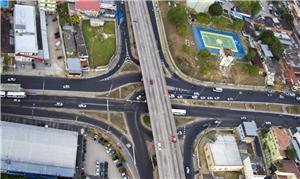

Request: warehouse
left=0, top=121, right=78, bottom=178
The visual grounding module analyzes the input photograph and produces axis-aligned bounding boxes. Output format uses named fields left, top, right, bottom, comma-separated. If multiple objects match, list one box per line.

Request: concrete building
left=63, top=29, right=76, bottom=57
left=262, top=127, right=291, bottom=166
left=0, top=121, right=78, bottom=178
left=39, top=0, right=56, bottom=13
left=14, top=4, right=39, bottom=62
left=186, top=0, right=215, bottom=13
left=67, top=58, right=82, bottom=76
left=39, top=10, right=50, bottom=61
left=237, top=121, right=258, bottom=143
left=204, top=135, right=243, bottom=172
left=243, top=156, right=266, bottom=179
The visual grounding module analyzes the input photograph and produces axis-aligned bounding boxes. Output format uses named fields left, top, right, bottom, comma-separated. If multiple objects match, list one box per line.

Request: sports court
left=192, top=26, right=245, bottom=58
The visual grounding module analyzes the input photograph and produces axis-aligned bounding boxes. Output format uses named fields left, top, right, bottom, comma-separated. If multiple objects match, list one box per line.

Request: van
left=212, top=87, right=223, bottom=93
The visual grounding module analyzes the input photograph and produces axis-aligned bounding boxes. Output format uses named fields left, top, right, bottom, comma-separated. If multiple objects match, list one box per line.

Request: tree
left=244, top=51, right=256, bottom=61
left=182, top=44, right=191, bottom=54
left=233, top=19, right=245, bottom=31
left=251, top=1, right=262, bottom=16
left=285, top=148, right=297, bottom=160
left=282, top=13, right=294, bottom=29
left=208, top=2, right=223, bottom=16
left=259, top=30, right=283, bottom=60
left=197, top=49, right=211, bottom=58
left=68, top=15, right=80, bottom=25
left=197, top=60, right=212, bottom=75
left=196, top=13, right=210, bottom=24
left=243, top=64, right=259, bottom=76
left=234, top=1, right=261, bottom=16
left=176, top=24, right=188, bottom=36
left=167, top=5, right=187, bottom=26
left=211, top=16, right=229, bottom=29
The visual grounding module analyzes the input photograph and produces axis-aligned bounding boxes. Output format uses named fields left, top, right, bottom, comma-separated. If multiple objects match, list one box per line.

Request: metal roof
left=261, top=44, right=273, bottom=58
left=39, top=10, right=50, bottom=60
left=209, top=135, right=242, bottom=166
left=242, top=121, right=258, bottom=137
left=63, top=30, right=76, bottom=53
left=67, top=58, right=82, bottom=74
left=0, top=121, right=78, bottom=177
left=14, top=4, right=38, bottom=53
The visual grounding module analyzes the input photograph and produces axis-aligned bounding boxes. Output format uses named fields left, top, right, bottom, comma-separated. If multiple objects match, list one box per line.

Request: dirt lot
left=159, top=2, right=265, bottom=86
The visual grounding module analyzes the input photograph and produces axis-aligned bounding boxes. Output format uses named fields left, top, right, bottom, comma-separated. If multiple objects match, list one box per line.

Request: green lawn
left=81, top=20, right=116, bottom=68
left=103, top=22, right=115, bottom=34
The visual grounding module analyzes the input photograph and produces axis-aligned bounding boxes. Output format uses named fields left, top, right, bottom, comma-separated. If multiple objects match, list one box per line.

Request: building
left=39, top=0, right=56, bottom=13
left=67, top=58, right=82, bottom=76
left=73, top=25, right=89, bottom=71
left=186, top=0, right=215, bottom=13
left=262, top=127, right=291, bottom=166
left=237, top=121, right=258, bottom=143
left=63, top=29, right=76, bottom=57
left=0, top=121, right=78, bottom=178
left=39, top=10, right=50, bottom=61
left=75, top=0, right=100, bottom=17
left=101, top=0, right=116, bottom=11
left=242, top=156, right=266, bottom=179
left=204, top=135, right=243, bottom=171
left=14, top=4, right=39, bottom=62
left=275, top=160, right=300, bottom=179
left=222, top=1, right=252, bottom=20
left=219, top=48, right=235, bottom=72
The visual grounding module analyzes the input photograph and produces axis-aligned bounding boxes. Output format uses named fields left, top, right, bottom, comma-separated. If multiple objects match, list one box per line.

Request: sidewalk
left=153, top=1, right=267, bottom=92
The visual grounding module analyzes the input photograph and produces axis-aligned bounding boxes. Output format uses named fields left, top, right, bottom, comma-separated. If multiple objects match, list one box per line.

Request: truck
left=172, top=109, right=186, bottom=116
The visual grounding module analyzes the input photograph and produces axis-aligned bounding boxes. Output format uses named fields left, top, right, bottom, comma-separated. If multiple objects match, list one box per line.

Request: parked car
left=32, top=62, right=36, bottom=69
left=227, top=97, right=234, bottom=101
left=296, top=96, right=300, bottom=101
left=200, top=96, right=206, bottom=100
left=177, top=95, right=183, bottom=99
left=13, top=99, right=21, bottom=102
left=241, top=116, right=247, bottom=120
left=78, top=103, right=87, bottom=108
left=7, top=77, right=16, bottom=82
left=53, top=102, right=63, bottom=107
left=202, top=123, right=209, bottom=128
left=193, top=92, right=200, bottom=96
left=62, top=84, right=70, bottom=89
left=52, top=17, right=57, bottom=22
left=157, top=142, right=162, bottom=150
left=191, top=95, right=198, bottom=99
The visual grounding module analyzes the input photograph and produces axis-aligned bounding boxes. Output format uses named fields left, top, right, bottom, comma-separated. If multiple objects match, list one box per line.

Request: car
left=32, top=62, right=36, bottom=69
left=7, top=78, right=16, bottom=82
left=207, top=97, right=213, bottom=100
left=105, top=144, right=111, bottom=149
left=214, top=120, right=221, bottom=125
left=296, top=96, right=300, bottom=101
left=121, top=172, right=127, bottom=177
left=200, top=96, right=206, bottom=100
left=93, top=134, right=98, bottom=141
left=13, top=99, right=21, bottom=102
left=78, top=103, right=87, bottom=108
left=119, top=166, right=126, bottom=173
left=169, top=94, right=175, bottom=98
left=177, top=95, right=183, bottom=99
left=157, top=142, right=162, bottom=150
left=264, top=121, right=272, bottom=125
left=193, top=92, right=200, bottom=96
left=95, top=168, right=100, bottom=176
left=54, top=102, right=63, bottom=107
left=202, top=123, right=209, bottom=128
left=279, top=94, right=285, bottom=99
left=52, top=17, right=57, bottom=22
left=227, top=97, right=234, bottom=101
left=54, top=34, right=60, bottom=39
left=96, top=161, right=100, bottom=167
left=214, top=96, right=220, bottom=100
left=149, top=79, right=153, bottom=85
left=62, top=84, right=70, bottom=89
left=109, top=149, right=116, bottom=156
left=136, top=95, right=142, bottom=100
left=241, top=116, right=247, bottom=120
left=104, top=161, right=108, bottom=169
left=185, top=167, right=190, bottom=174
left=171, top=135, right=177, bottom=143
left=289, top=92, right=296, bottom=97
left=116, top=162, right=123, bottom=168
left=191, top=95, right=198, bottom=99
left=114, top=159, right=119, bottom=164
left=267, top=93, right=272, bottom=97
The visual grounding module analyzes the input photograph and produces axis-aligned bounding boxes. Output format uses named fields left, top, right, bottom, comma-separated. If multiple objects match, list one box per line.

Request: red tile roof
left=272, top=127, right=291, bottom=157
left=277, top=160, right=300, bottom=179
left=75, top=0, right=100, bottom=12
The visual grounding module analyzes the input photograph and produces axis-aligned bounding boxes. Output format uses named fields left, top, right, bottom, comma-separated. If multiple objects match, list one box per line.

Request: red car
left=171, top=135, right=177, bottom=143
left=150, top=79, right=153, bottom=85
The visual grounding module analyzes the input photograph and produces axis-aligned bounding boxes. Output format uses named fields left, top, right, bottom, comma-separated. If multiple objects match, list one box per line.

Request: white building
left=186, top=0, right=215, bottom=13
left=219, top=48, right=235, bottom=68
left=0, top=121, right=78, bottom=177
left=204, top=135, right=243, bottom=171
left=14, top=4, right=38, bottom=62
left=39, top=0, right=56, bottom=13
left=237, top=121, right=258, bottom=143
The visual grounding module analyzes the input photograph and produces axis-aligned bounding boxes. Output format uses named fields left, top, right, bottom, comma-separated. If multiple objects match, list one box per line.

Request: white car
left=241, top=116, right=247, bottom=120
left=7, top=78, right=16, bottom=82
left=177, top=95, right=183, bottom=99
left=169, top=94, right=175, bottom=98
left=13, top=99, right=21, bottom=102
left=264, top=121, right=272, bottom=125
left=54, top=102, right=63, bottom=107
left=207, top=97, right=213, bottom=100
left=78, top=103, right=87, bottom=108
left=63, top=84, right=70, bottom=89
left=214, top=120, right=221, bottom=125
left=157, top=142, right=162, bottom=151
left=296, top=96, right=300, bottom=101
left=200, top=96, right=206, bottom=100
left=193, top=92, right=200, bottom=96
left=227, top=97, right=234, bottom=101
left=95, top=168, right=100, bottom=176
left=191, top=95, right=198, bottom=99
left=267, top=93, right=272, bottom=97
left=214, top=96, right=220, bottom=100
left=279, top=94, right=285, bottom=99
left=185, top=167, right=190, bottom=174
left=289, top=92, right=296, bottom=97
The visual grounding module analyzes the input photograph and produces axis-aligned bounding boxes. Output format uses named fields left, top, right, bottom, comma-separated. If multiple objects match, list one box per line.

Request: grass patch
left=121, top=62, right=140, bottom=72
left=175, top=116, right=193, bottom=127
left=103, top=22, right=115, bottom=34
left=143, top=115, right=151, bottom=128
left=111, top=113, right=127, bottom=134
left=82, top=111, right=108, bottom=121
left=82, top=20, right=116, bottom=68
left=287, top=105, right=300, bottom=114
left=120, top=83, right=143, bottom=98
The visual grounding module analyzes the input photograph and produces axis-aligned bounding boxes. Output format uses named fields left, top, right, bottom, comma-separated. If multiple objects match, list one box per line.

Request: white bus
left=213, top=87, right=223, bottom=93
left=172, top=109, right=186, bottom=116
left=6, top=91, right=27, bottom=98
left=0, top=91, right=6, bottom=98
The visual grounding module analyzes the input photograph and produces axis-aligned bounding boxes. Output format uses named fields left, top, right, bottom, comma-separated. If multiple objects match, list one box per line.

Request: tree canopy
left=285, top=148, right=297, bottom=160
left=196, top=13, right=210, bottom=24
left=167, top=5, right=188, bottom=36
left=208, top=2, right=223, bottom=16
left=259, top=30, right=283, bottom=60
left=234, top=1, right=262, bottom=16
left=244, top=51, right=257, bottom=61
left=197, top=49, right=211, bottom=58
left=233, top=19, right=245, bottom=31
left=243, top=64, right=259, bottom=76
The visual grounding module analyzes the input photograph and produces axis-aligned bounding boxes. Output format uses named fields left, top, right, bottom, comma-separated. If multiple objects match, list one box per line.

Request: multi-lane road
left=128, top=1, right=184, bottom=178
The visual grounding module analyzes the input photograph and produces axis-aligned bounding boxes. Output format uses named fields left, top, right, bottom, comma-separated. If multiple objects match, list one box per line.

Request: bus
left=172, top=109, right=186, bottom=116
left=213, top=87, right=223, bottom=93
left=0, top=91, right=6, bottom=98
left=6, top=92, right=27, bottom=98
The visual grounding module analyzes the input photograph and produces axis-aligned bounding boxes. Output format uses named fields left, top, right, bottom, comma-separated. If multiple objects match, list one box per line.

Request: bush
left=211, top=16, right=230, bottom=29
left=197, top=49, right=211, bottom=58
left=182, top=44, right=191, bottom=54
left=233, top=19, right=245, bottom=32
left=259, top=30, right=283, bottom=60
left=244, top=51, right=257, bottom=61
left=197, top=59, right=212, bottom=75
left=167, top=5, right=189, bottom=36
left=176, top=24, right=188, bottom=36
left=196, top=13, right=210, bottom=24
left=208, top=2, right=223, bottom=16
left=243, top=64, right=259, bottom=76
left=285, top=148, right=297, bottom=160
left=234, top=1, right=262, bottom=16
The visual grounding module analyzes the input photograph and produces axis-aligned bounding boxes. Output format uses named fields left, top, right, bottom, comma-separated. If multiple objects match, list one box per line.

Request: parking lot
left=84, top=137, right=122, bottom=179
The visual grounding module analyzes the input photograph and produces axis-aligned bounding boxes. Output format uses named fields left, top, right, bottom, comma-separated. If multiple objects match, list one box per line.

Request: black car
left=104, top=161, right=108, bottom=169
left=32, top=62, right=36, bottom=69
left=202, top=123, right=209, bottom=128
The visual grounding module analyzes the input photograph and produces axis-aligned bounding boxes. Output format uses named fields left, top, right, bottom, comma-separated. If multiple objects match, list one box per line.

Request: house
left=63, top=29, right=76, bottom=57
left=237, top=121, right=258, bottom=143
left=204, top=135, right=243, bottom=172
left=219, top=48, right=235, bottom=70
left=75, top=0, right=100, bottom=17
left=261, top=127, right=291, bottom=166
left=67, top=58, right=82, bottom=76
left=275, top=160, right=300, bottom=179
left=242, top=156, right=266, bottom=179
left=73, top=25, right=89, bottom=71
left=14, top=4, right=39, bottom=62
left=39, top=0, right=56, bottom=13
left=259, top=44, right=276, bottom=86
left=222, top=2, right=251, bottom=20
left=186, top=0, right=216, bottom=13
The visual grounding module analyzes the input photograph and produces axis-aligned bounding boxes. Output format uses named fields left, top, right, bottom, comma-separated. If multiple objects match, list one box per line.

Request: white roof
left=261, top=44, right=273, bottom=58
left=242, top=121, right=258, bottom=137
left=209, top=135, right=242, bottom=166
left=14, top=4, right=38, bottom=53
left=1, top=121, right=78, bottom=177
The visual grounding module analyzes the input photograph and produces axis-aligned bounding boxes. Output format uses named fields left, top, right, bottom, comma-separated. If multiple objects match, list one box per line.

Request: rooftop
left=260, top=44, right=273, bottom=58
left=63, top=29, right=76, bottom=52
left=14, top=4, right=38, bottom=53
left=0, top=121, right=78, bottom=177
left=277, top=160, right=300, bottom=179
left=272, top=127, right=291, bottom=157
left=242, top=121, right=258, bottom=137
left=209, top=135, right=242, bottom=166
left=75, top=0, right=100, bottom=12
left=67, top=58, right=82, bottom=74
